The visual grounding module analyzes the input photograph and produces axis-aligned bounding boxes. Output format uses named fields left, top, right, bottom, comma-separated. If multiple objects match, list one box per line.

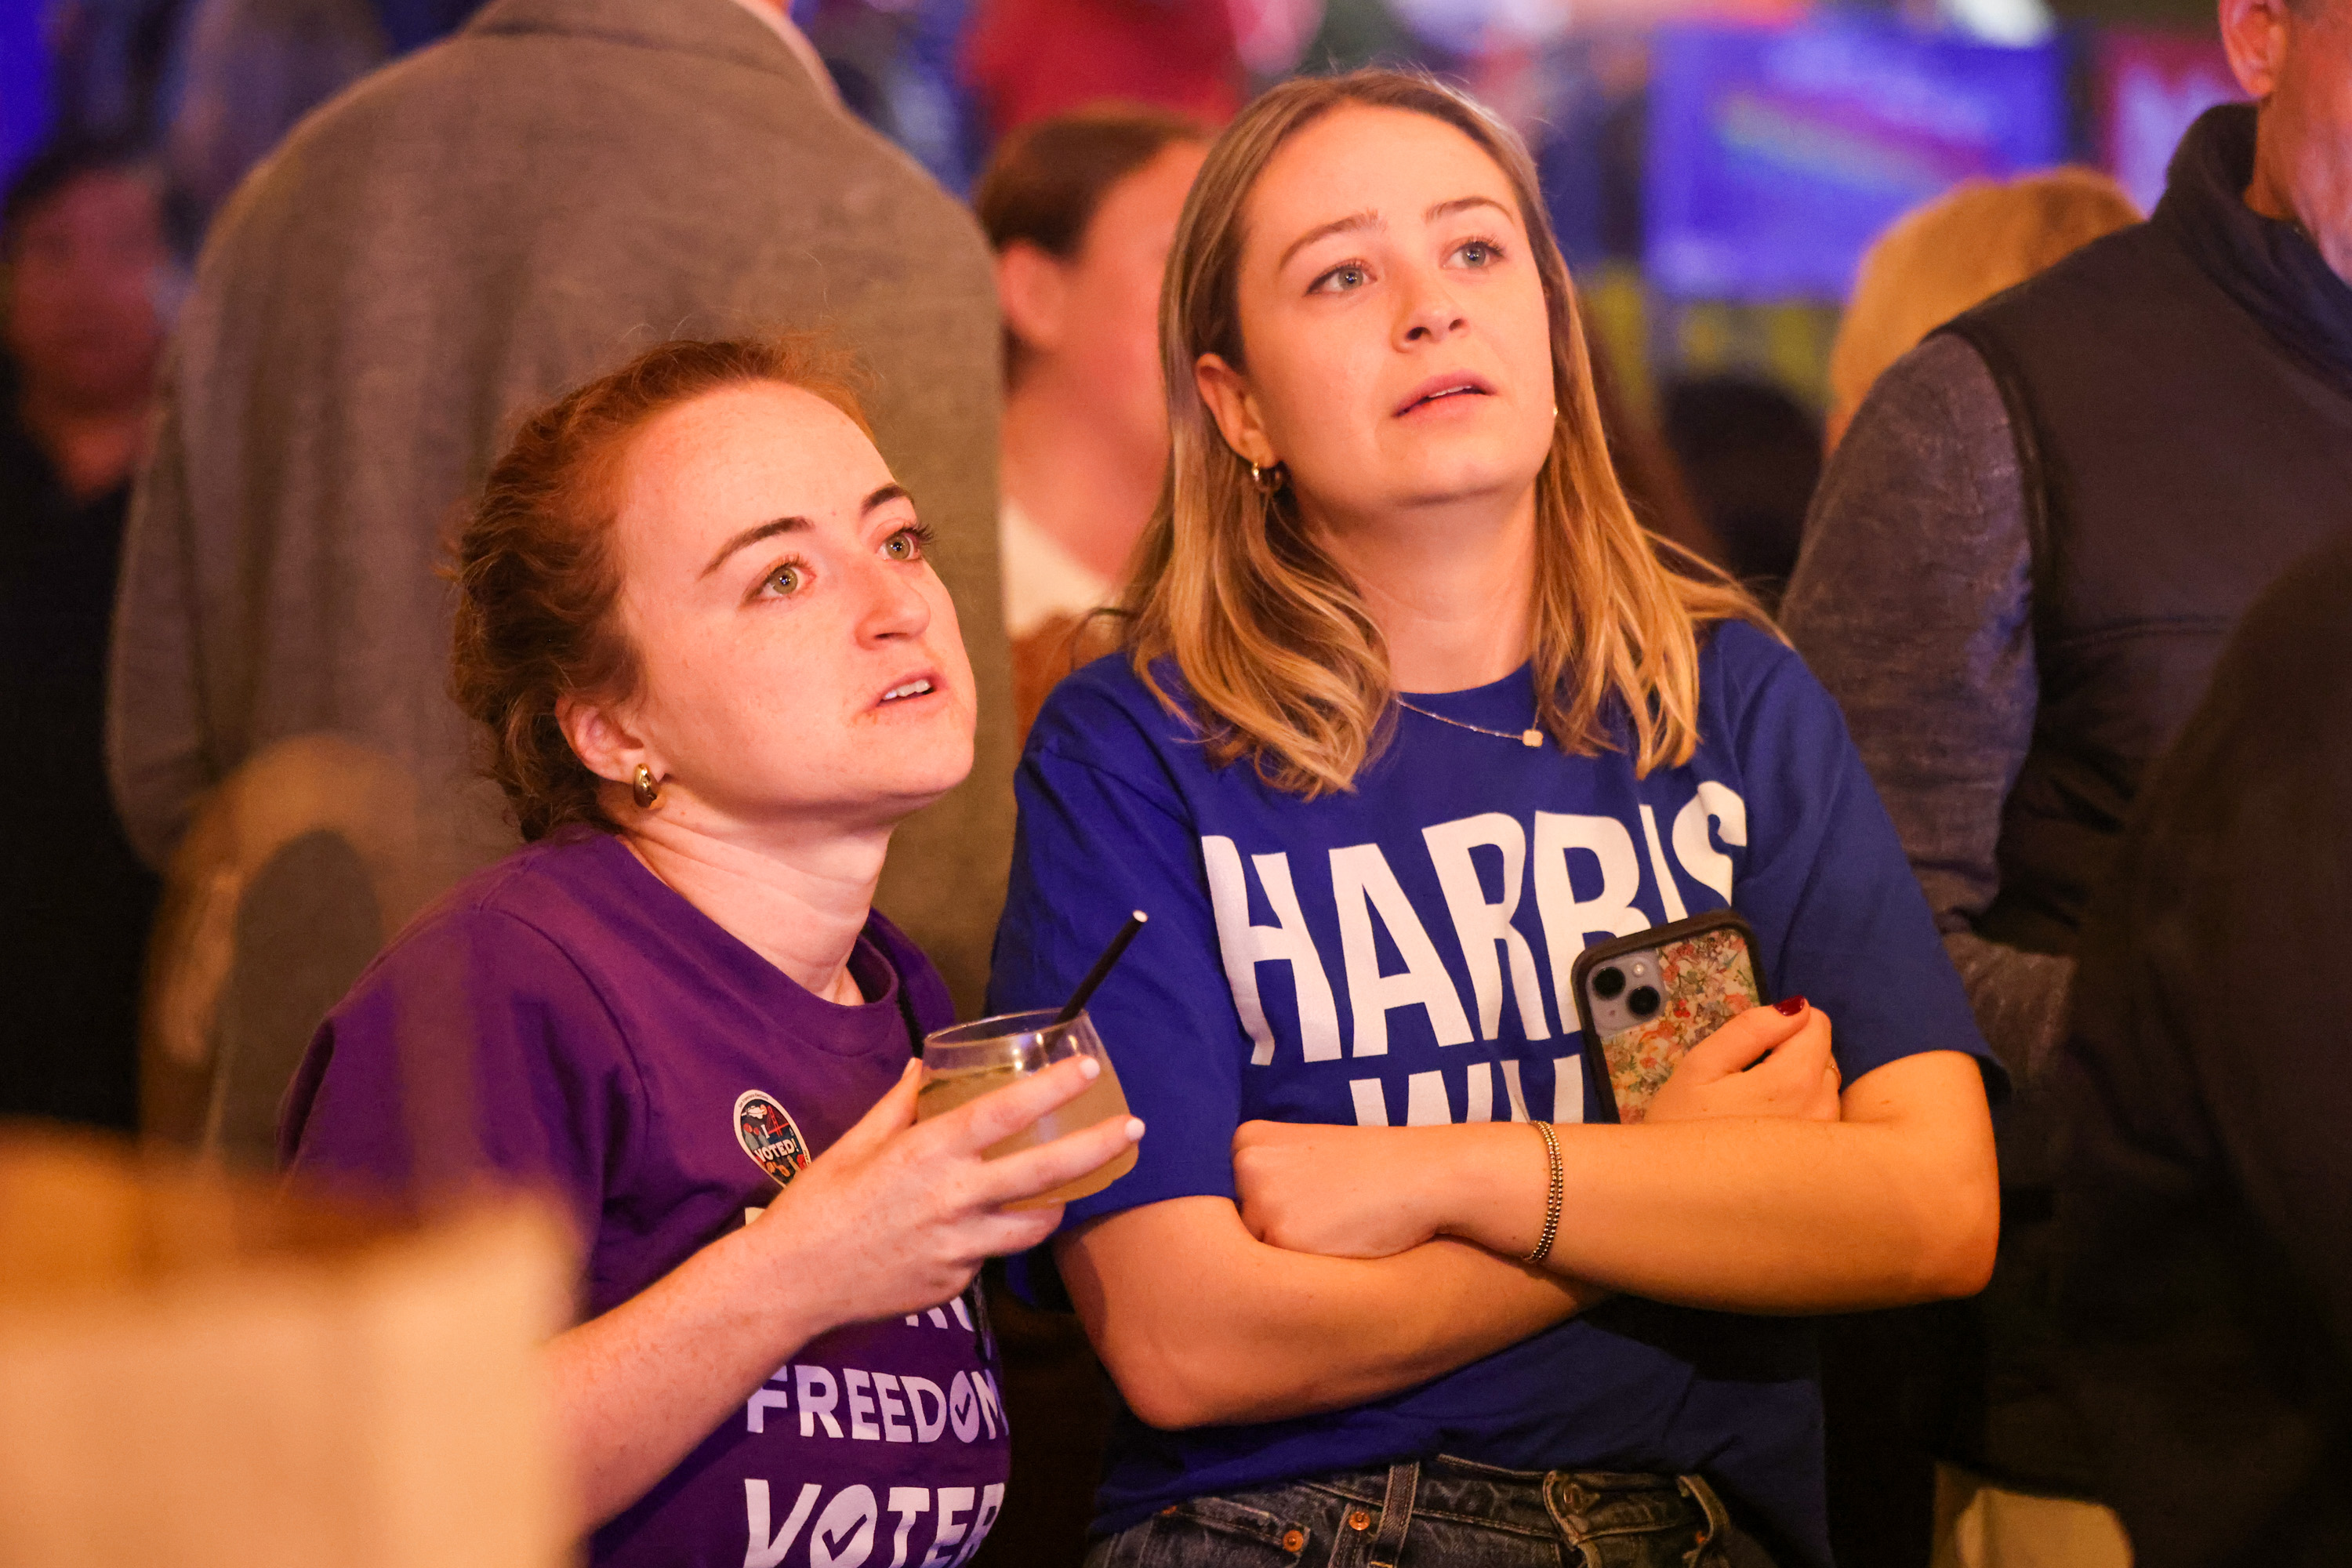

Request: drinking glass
left=916, top=1010, right=1138, bottom=1207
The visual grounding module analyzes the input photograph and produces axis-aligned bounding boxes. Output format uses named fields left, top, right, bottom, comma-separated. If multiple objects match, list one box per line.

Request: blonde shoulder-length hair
left=1120, top=70, right=1764, bottom=799
left=1827, top=168, right=2140, bottom=447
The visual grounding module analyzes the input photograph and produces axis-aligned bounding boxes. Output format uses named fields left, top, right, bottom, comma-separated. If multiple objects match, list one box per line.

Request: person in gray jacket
left=109, top=0, right=1015, bottom=1020
left=1783, top=0, right=2352, bottom=1553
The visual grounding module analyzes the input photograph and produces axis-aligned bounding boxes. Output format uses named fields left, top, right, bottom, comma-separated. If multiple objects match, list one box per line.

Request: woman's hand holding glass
left=1233, top=1000, right=1840, bottom=1262
left=756, top=1054, right=1144, bottom=1329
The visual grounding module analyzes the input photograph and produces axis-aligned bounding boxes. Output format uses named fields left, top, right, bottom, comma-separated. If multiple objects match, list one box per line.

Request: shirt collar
left=2155, top=103, right=2352, bottom=395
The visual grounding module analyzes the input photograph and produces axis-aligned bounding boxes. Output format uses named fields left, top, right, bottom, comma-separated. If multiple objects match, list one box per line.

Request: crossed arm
left=1058, top=1003, right=1997, bottom=1431
left=1056, top=1200, right=1602, bottom=1431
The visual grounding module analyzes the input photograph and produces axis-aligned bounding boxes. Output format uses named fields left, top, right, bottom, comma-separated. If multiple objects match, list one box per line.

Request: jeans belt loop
left=1676, top=1472, right=1733, bottom=1558
left=1367, top=1460, right=1419, bottom=1568
left=1541, top=1472, right=1590, bottom=1532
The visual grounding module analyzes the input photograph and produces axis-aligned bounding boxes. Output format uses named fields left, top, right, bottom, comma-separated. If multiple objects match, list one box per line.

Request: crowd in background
left=2, top=0, right=2349, bottom=1566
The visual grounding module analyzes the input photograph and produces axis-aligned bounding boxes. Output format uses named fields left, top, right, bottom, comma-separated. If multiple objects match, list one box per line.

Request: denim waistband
left=1298, top=1455, right=1733, bottom=1551
left=1098, top=1456, right=1759, bottom=1568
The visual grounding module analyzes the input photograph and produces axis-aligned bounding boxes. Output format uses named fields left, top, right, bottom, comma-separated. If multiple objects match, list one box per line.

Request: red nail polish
left=1774, top=996, right=1808, bottom=1016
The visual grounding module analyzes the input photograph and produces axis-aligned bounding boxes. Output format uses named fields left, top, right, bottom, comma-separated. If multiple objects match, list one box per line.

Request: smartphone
left=1570, top=911, right=1771, bottom=1123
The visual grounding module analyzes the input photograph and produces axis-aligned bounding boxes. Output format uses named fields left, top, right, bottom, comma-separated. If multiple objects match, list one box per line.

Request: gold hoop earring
left=1249, top=459, right=1286, bottom=494
left=632, top=764, right=663, bottom=811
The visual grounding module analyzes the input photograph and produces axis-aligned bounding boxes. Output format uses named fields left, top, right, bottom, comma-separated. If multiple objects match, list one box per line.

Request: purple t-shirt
left=280, top=827, right=1011, bottom=1568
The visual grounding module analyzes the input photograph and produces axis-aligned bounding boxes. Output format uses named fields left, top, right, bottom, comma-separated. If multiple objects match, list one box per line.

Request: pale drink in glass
left=916, top=1010, right=1138, bottom=1208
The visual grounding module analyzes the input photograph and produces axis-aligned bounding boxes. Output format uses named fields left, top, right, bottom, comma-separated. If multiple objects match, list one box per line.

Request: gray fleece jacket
left=108, top=0, right=1014, bottom=1009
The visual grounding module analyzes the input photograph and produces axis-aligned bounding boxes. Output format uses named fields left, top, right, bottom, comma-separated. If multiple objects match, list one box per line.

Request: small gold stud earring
left=632, top=764, right=662, bottom=810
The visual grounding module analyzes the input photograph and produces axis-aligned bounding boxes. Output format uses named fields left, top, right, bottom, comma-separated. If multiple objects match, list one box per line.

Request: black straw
left=1053, top=910, right=1149, bottom=1025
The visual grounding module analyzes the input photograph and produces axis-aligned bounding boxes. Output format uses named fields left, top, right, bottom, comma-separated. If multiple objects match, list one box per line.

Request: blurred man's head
left=976, top=104, right=1209, bottom=472
left=166, top=0, right=390, bottom=244
left=2223, top=0, right=2352, bottom=278
left=3, top=139, right=172, bottom=415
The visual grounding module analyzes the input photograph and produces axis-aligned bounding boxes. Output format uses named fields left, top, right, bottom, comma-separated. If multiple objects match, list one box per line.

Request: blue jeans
left=1082, top=1457, right=1777, bottom=1568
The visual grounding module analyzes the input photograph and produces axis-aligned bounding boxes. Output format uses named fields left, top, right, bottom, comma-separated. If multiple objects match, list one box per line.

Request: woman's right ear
left=1194, top=353, right=1276, bottom=470
left=555, top=695, right=645, bottom=790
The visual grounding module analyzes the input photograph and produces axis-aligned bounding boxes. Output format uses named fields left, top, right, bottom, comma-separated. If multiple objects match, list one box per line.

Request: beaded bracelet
left=1526, top=1118, right=1564, bottom=1265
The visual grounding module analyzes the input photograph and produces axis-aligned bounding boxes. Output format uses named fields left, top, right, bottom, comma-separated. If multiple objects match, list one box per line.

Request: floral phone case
left=1570, top=913, right=1769, bottom=1123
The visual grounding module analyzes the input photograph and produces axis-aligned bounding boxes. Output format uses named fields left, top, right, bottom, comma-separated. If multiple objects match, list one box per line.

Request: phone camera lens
left=1628, top=985, right=1661, bottom=1018
left=1592, top=967, right=1626, bottom=1000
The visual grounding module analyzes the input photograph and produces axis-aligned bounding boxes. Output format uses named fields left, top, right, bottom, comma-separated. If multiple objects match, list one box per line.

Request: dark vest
left=1940, top=105, right=2352, bottom=958
left=1915, top=107, right=2352, bottom=1496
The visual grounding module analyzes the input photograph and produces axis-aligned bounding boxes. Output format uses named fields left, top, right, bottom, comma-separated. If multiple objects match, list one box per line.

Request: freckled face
left=1214, top=105, right=1558, bottom=524
left=604, top=382, right=976, bottom=832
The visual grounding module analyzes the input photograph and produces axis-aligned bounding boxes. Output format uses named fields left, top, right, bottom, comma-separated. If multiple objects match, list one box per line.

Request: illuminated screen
left=2093, top=28, right=2241, bottom=215
left=1646, top=19, right=2067, bottom=300
left=1, top=3, right=47, bottom=191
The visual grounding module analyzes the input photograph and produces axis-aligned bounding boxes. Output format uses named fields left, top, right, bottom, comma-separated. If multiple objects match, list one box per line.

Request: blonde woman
left=1824, top=168, right=2140, bottom=448
left=988, top=71, right=2002, bottom=1568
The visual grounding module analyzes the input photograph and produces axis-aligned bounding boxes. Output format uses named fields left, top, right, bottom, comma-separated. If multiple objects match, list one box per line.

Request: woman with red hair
left=281, top=337, right=1142, bottom=1565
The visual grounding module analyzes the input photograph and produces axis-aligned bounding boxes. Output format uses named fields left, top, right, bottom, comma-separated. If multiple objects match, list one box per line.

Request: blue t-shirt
left=986, top=622, right=2002, bottom=1566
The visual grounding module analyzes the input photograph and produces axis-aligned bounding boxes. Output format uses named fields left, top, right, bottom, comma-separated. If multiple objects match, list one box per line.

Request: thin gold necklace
left=1393, top=695, right=1546, bottom=749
